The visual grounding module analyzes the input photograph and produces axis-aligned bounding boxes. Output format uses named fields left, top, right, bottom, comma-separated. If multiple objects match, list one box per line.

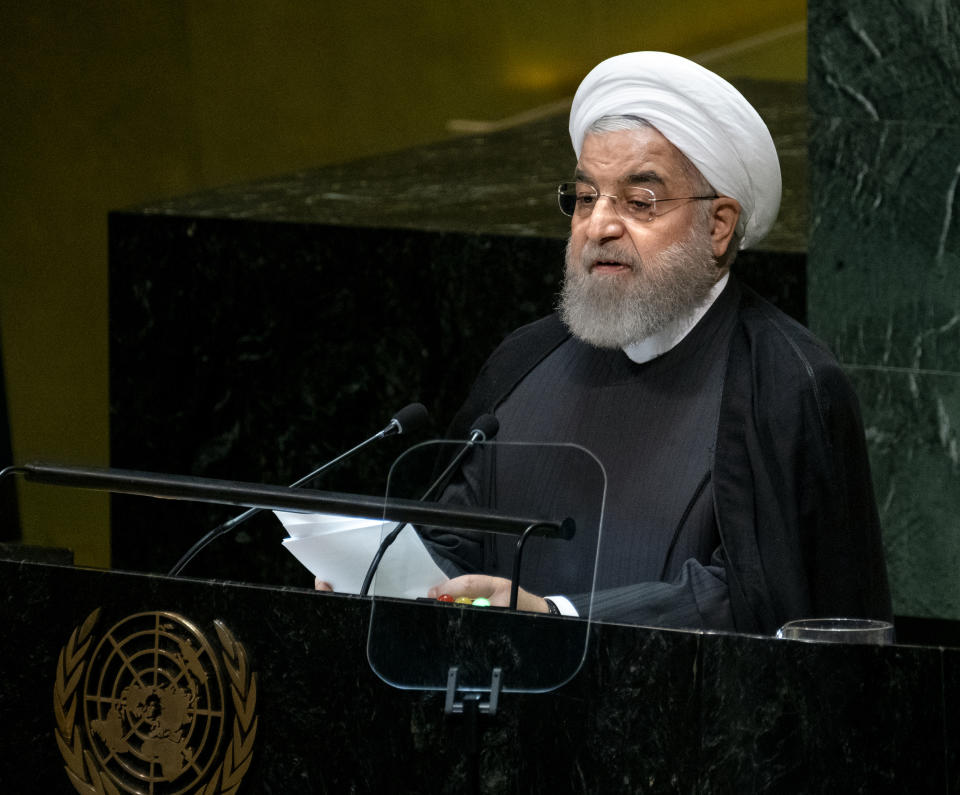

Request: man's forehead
left=574, top=128, right=686, bottom=186
left=574, top=167, right=666, bottom=187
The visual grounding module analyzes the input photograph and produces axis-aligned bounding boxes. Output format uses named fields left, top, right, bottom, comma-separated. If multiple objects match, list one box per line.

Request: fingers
left=314, top=578, right=333, bottom=591
left=429, top=574, right=506, bottom=601
left=435, top=574, right=492, bottom=598
left=425, top=575, right=549, bottom=613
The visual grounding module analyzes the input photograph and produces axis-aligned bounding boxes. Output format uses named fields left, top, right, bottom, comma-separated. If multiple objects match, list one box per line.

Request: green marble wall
left=809, top=1, right=960, bottom=618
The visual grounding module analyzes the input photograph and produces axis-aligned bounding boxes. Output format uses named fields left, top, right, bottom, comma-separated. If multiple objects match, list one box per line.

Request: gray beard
left=558, top=229, right=720, bottom=349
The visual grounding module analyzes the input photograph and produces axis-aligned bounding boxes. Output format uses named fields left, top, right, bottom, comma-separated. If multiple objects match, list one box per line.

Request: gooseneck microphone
left=421, top=413, right=499, bottom=502
left=359, top=413, right=499, bottom=596
left=167, top=402, right=429, bottom=576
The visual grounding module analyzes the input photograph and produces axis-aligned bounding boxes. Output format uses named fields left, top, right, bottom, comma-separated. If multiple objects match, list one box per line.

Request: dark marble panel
left=108, top=212, right=567, bottom=581
left=808, top=118, right=960, bottom=372
left=842, top=367, right=960, bottom=620
left=699, top=633, right=947, bottom=793
left=806, top=74, right=960, bottom=624
left=0, top=561, right=703, bottom=793
left=479, top=623, right=705, bottom=793
left=809, top=0, right=960, bottom=123
left=947, top=646, right=960, bottom=792
left=895, top=615, right=960, bottom=647
left=0, top=542, right=72, bottom=564
left=3, top=560, right=954, bottom=793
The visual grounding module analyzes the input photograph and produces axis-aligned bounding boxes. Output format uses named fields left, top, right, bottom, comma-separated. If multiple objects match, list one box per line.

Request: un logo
left=54, top=609, right=258, bottom=794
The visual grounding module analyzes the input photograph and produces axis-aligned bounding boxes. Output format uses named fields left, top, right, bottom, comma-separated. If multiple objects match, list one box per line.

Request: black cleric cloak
left=445, top=277, right=892, bottom=635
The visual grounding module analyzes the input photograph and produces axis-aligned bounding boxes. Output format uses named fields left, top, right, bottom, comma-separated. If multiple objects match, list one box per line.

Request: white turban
left=568, top=51, right=781, bottom=250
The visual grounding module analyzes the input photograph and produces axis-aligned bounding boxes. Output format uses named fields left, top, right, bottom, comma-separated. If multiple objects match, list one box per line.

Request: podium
left=1, top=556, right=957, bottom=793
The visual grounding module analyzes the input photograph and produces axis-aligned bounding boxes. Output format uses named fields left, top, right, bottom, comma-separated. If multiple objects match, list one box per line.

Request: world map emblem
left=54, top=609, right=258, bottom=794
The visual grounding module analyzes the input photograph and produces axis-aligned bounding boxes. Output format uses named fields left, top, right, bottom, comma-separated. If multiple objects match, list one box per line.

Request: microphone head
left=469, top=414, right=499, bottom=443
left=390, top=402, right=429, bottom=435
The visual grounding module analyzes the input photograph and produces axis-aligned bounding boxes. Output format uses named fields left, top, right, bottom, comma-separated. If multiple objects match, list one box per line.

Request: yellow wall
left=0, top=1, right=806, bottom=567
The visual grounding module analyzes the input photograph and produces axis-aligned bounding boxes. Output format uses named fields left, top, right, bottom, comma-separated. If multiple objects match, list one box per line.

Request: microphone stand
left=168, top=403, right=427, bottom=576
left=359, top=416, right=498, bottom=597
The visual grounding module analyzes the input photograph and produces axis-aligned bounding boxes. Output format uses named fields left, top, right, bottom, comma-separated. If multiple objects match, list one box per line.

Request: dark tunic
left=439, top=275, right=892, bottom=634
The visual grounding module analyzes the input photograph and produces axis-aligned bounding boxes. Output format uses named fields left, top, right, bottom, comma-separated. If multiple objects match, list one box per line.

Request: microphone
left=421, top=414, right=498, bottom=501
left=167, top=402, right=429, bottom=576
left=379, top=402, right=430, bottom=439
left=359, top=413, right=499, bottom=596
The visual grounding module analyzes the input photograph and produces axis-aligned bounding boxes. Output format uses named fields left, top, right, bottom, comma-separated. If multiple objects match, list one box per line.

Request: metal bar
left=19, top=462, right=572, bottom=538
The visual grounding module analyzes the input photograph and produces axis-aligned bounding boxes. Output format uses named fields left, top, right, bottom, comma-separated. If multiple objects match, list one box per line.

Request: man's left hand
left=428, top=574, right=548, bottom=613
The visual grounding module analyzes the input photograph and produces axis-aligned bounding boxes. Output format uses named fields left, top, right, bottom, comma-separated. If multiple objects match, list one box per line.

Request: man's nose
left=586, top=194, right=625, bottom=241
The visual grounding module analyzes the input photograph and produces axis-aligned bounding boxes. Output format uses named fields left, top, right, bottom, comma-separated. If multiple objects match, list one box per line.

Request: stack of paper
left=276, top=511, right=447, bottom=599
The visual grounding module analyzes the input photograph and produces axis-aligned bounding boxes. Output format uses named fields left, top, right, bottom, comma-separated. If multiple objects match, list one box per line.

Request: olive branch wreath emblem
left=53, top=609, right=258, bottom=795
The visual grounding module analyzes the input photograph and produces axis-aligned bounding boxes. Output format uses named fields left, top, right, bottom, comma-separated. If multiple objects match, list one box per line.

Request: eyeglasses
left=557, top=182, right=718, bottom=223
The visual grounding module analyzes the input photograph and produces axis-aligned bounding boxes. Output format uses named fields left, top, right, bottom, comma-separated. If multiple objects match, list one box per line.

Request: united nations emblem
left=54, top=609, right=258, bottom=794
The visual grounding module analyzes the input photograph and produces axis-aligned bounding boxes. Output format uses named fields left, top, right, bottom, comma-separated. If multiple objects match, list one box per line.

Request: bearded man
left=426, top=52, right=891, bottom=634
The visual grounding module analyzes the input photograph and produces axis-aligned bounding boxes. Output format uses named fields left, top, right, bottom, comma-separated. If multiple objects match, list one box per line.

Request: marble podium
left=1, top=557, right=958, bottom=793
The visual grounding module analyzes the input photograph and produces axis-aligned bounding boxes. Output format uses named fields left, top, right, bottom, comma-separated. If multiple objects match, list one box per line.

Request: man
left=425, top=52, right=891, bottom=635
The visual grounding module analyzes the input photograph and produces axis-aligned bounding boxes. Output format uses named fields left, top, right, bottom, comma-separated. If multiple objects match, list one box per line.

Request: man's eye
left=577, top=194, right=596, bottom=205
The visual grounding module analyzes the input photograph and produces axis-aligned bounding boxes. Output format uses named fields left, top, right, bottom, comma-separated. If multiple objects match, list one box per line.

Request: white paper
left=276, top=511, right=448, bottom=599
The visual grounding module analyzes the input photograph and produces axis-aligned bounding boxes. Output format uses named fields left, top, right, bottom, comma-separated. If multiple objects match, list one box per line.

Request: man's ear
left=710, top=197, right=741, bottom=259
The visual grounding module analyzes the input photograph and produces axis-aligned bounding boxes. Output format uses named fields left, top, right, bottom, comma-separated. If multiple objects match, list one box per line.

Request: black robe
left=444, top=277, right=892, bottom=635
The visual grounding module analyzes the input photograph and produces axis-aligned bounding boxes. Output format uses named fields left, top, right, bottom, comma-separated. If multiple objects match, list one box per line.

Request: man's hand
left=428, top=575, right=549, bottom=613
left=315, top=578, right=333, bottom=591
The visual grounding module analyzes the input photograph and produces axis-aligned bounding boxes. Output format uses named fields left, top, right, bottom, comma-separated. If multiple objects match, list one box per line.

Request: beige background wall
left=0, top=1, right=806, bottom=567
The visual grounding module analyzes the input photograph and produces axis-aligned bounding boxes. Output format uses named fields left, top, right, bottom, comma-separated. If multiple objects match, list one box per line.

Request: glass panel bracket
left=444, top=665, right=503, bottom=716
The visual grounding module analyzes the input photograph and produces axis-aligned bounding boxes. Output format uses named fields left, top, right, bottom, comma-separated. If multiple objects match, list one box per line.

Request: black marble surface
left=1, top=559, right=957, bottom=793
left=700, top=633, right=947, bottom=792
left=107, top=214, right=570, bottom=583
left=0, top=541, right=72, bottom=564
left=108, top=80, right=805, bottom=584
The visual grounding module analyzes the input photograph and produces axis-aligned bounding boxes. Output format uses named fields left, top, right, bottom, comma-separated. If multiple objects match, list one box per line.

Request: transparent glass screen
left=367, top=440, right=605, bottom=694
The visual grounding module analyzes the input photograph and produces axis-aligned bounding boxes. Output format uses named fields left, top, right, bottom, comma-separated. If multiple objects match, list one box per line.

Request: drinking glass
left=776, top=618, right=895, bottom=645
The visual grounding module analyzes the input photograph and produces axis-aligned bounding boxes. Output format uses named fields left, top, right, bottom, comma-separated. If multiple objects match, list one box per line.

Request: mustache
left=566, top=240, right=643, bottom=271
